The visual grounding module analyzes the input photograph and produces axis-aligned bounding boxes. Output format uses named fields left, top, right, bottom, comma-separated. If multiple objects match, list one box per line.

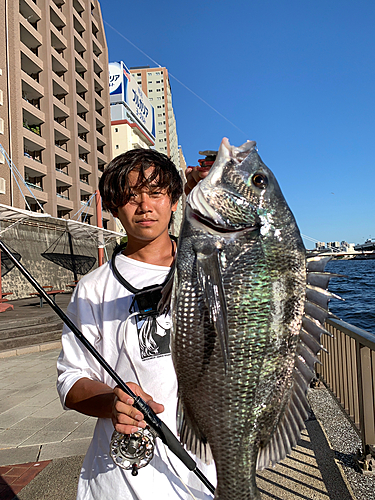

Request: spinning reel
left=110, top=427, right=157, bottom=475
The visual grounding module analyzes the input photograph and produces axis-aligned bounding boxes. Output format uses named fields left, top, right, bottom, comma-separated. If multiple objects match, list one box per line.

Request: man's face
left=113, top=168, right=178, bottom=244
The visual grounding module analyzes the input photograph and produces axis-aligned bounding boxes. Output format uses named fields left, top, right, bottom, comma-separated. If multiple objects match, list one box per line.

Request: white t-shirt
left=57, top=254, right=216, bottom=500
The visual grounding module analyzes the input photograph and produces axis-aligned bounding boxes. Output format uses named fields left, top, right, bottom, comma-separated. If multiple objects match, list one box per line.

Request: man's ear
left=171, top=200, right=179, bottom=212
left=111, top=209, right=118, bottom=218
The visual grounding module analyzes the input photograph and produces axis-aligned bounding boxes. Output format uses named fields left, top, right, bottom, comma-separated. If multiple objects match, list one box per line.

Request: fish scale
left=171, top=138, right=333, bottom=499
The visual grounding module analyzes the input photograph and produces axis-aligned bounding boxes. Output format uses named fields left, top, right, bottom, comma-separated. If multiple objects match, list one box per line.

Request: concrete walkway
left=0, top=347, right=366, bottom=500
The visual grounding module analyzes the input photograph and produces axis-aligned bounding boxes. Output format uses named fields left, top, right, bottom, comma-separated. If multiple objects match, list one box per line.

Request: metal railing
left=316, top=318, right=375, bottom=452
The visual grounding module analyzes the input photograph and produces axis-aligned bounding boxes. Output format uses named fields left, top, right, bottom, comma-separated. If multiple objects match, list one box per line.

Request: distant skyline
left=99, top=0, right=375, bottom=248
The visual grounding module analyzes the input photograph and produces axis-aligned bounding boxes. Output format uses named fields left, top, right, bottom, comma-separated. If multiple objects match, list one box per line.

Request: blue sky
left=99, top=0, right=375, bottom=249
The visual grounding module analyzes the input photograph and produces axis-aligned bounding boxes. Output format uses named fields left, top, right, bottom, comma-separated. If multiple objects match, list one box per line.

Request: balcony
left=49, top=2, right=66, bottom=31
left=22, top=98, right=45, bottom=126
left=19, top=0, right=42, bottom=25
left=54, top=121, right=71, bottom=143
left=96, top=129, right=106, bottom=149
left=52, top=48, right=68, bottom=75
left=78, top=120, right=90, bottom=138
left=93, top=56, right=103, bottom=78
left=76, top=73, right=88, bottom=94
left=79, top=152, right=88, bottom=163
left=92, top=37, right=102, bottom=57
left=52, top=72, right=69, bottom=96
left=19, top=14, right=42, bottom=51
left=55, top=145, right=71, bottom=164
left=51, top=24, right=67, bottom=52
left=74, top=32, right=87, bottom=55
left=53, top=96, right=69, bottom=119
left=95, top=95, right=104, bottom=113
left=24, top=152, right=47, bottom=177
left=79, top=161, right=92, bottom=174
left=20, top=42, right=43, bottom=76
left=78, top=138, right=91, bottom=155
left=21, top=72, right=44, bottom=103
left=96, top=149, right=107, bottom=165
left=75, top=55, right=87, bottom=75
left=77, top=94, right=89, bottom=115
left=73, top=10, right=86, bottom=32
left=73, top=0, right=85, bottom=16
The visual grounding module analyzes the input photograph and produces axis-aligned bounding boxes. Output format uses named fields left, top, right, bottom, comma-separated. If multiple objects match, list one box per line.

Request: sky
left=99, top=0, right=375, bottom=249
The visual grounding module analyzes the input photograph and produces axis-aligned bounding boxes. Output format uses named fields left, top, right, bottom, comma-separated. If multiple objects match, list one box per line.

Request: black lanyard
left=111, top=236, right=177, bottom=318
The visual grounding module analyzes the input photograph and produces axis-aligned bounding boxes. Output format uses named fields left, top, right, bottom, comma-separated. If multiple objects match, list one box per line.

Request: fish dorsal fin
left=257, top=255, right=338, bottom=470
left=196, top=248, right=230, bottom=371
left=177, top=398, right=214, bottom=464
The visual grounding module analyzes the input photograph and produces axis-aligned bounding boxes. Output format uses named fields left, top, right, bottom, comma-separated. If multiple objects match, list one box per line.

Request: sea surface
left=325, top=259, right=375, bottom=335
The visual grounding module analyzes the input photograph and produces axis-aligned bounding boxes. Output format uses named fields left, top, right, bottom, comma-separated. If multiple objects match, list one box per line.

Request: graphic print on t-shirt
left=136, top=315, right=171, bottom=360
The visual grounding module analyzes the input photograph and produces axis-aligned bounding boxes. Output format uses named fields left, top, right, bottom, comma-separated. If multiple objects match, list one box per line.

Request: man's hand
left=184, top=167, right=211, bottom=196
left=112, top=382, right=164, bottom=435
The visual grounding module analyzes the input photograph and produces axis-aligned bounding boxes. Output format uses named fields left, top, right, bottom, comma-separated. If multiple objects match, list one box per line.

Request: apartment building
left=0, top=0, right=112, bottom=228
left=130, top=66, right=180, bottom=170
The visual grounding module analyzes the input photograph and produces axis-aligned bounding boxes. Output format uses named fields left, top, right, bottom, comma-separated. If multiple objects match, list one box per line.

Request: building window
left=148, top=81, right=152, bottom=84
left=149, top=98, right=153, bottom=101
left=0, top=118, right=4, bottom=134
left=156, top=72, right=160, bottom=75
left=158, top=122, right=162, bottom=125
left=148, top=72, right=152, bottom=76
left=157, top=97, right=161, bottom=100
left=114, top=127, right=118, bottom=132
left=137, top=73, right=141, bottom=76
left=157, top=105, right=161, bottom=108
left=115, top=145, right=119, bottom=149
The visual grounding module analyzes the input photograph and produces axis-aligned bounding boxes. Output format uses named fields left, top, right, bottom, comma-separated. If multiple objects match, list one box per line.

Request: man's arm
left=65, top=378, right=164, bottom=434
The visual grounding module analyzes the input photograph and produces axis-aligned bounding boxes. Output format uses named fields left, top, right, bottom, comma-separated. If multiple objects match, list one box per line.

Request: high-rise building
left=0, top=0, right=112, bottom=228
left=129, top=66, right=180, bottom=169
left=109, top=61, right=155, bottom=155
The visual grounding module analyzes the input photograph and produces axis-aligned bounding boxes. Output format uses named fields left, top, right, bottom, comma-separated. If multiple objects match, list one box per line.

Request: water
left=325, top=259, right=375, bottom=335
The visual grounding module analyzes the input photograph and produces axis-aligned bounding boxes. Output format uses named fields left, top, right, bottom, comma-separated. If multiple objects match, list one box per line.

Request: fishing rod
left=0, top=239, right=215, bottom=495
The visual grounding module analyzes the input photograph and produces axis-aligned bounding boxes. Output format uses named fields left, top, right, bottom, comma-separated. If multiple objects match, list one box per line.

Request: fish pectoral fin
left=196, top=249, right=230, bottom=371
left=177, top=398, right=213, bottom=465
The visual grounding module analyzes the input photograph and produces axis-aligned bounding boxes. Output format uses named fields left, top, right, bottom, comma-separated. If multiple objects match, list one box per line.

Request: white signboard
left=109, top=62, right=155, bottom=137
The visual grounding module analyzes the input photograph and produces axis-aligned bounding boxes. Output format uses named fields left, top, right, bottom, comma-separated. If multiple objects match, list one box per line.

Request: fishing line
left=103, top=20, right=248, bottom=137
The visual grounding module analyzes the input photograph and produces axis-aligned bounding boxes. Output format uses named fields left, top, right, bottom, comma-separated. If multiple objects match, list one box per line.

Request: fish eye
left=252, top=173, right=268, bottom=189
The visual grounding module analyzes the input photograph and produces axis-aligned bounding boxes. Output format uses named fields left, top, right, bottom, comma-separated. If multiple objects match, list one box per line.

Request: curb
left=0, top=341, right=62, bottom=359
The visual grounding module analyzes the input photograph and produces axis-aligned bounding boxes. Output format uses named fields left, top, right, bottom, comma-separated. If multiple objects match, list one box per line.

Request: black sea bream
left=172, top=138, right=333, bottom=499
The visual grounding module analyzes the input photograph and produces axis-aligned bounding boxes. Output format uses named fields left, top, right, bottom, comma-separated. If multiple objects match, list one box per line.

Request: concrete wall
left=0, top=220, right=111, bottom=299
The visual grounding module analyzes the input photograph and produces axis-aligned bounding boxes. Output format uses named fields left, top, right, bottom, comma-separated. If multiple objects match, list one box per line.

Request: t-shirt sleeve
left=56, top=281, right=105, bottom=410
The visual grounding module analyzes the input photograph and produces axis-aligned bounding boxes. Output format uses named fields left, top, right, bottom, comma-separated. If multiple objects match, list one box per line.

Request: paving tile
left=42, top=411, right=90, bottom=433
left=31, top=399, right=64, bottom=419
left=10, top=416, right=53, bottom=431
left=20, top=429, right=71, bottom=447
left=0, top=428, right=38, bottom=447
left=0, top=445, right=40, bottom=466
left=17, top=390, right=58, bottom=408
left=0, top=405, right=38, bottom=428
left=0, top=396, right=25, bottom=414
left=63, top=418, right=96, bottom=441
left=39, top=437, right=91, bottom=461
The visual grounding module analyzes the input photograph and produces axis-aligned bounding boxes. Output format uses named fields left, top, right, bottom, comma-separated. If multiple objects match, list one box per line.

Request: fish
left=171, top=137, right=335, bottom=499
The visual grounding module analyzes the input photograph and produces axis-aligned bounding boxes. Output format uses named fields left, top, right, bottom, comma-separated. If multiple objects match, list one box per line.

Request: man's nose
left=137, top=193, right=152, bottom=211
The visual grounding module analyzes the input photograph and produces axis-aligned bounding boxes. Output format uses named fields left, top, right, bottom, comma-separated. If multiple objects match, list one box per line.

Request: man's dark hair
left=99, top=148, right=183, bottom=212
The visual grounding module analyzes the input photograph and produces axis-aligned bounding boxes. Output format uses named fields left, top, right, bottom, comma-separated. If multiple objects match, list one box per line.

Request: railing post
left=360, top=346, right=375, bottom=450
left=355, top=342, right=366, bottom=453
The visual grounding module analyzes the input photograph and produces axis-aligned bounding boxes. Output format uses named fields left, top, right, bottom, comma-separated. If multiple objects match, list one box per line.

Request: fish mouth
left=190, top=209, right=259, bottom=234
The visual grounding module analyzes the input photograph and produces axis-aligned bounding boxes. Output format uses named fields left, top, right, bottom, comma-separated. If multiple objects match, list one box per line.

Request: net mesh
left=1, top=248, right=21, bottom=277
left=41, top=231, right=97, bottom=276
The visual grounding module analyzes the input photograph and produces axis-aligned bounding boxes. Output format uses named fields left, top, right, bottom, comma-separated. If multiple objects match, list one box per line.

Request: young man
left=57, top=149, right=215, bottom=500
